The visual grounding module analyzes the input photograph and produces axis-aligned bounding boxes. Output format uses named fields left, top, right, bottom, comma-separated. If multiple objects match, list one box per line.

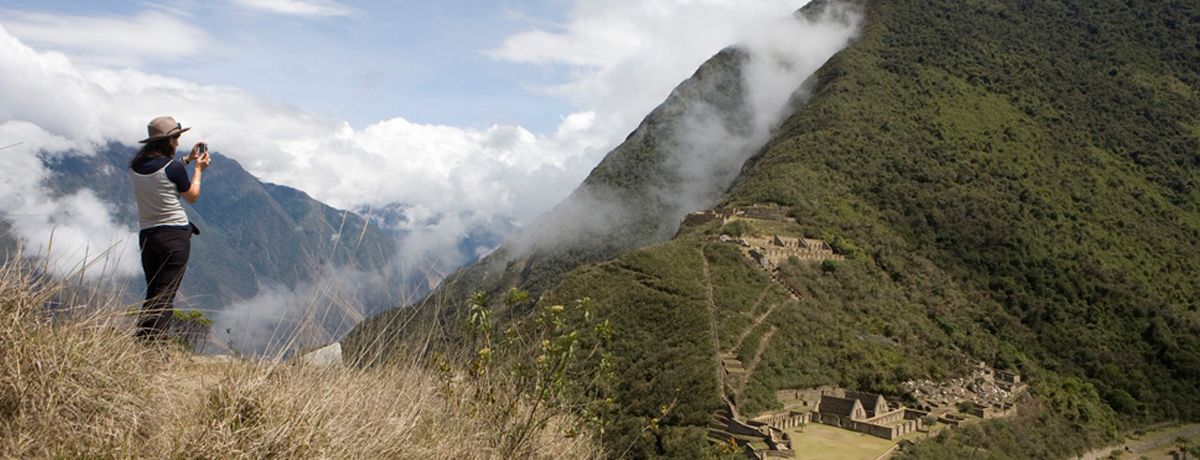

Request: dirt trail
left=700, top=248, right=736, bottom=417
left=1076, top=423, right=1200, bottom=460
left=732, top=302, right=781, bottom=352
left=739, top=326, right=777, bottom=393
left=748, top=283, right=772, bottom=316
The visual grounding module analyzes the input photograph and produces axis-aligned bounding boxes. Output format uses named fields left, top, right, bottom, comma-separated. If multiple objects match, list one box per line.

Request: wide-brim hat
left=138, top=116, right=190, bottom=143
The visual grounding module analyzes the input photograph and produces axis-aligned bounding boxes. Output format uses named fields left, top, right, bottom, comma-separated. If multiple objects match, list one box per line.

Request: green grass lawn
left=788, top=423, right=896, bottom=460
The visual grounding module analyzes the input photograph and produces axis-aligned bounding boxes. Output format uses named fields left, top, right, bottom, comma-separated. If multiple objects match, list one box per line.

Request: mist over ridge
left=429, top=1, right=863, bottom=300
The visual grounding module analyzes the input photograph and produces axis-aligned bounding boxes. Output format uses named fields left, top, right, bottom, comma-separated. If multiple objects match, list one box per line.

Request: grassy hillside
left=354, top=0, right=1200, bottom=457
left=730, top=0, right=1200, bottom=421
left=0, top=262, right=601, bottom=459
left=562, top=0, right=1200, bottom=455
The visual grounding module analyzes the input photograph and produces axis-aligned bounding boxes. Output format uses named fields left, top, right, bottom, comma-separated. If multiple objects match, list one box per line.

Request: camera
left=198, top=143, right=208, bottom=154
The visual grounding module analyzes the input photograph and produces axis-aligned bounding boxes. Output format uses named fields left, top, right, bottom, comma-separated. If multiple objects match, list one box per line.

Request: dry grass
left=0, top=262, right=603, bottom=459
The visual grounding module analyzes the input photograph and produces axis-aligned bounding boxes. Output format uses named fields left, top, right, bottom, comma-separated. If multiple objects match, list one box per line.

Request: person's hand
left=196, top=151, right=212, bottom=171
left=186, top=142, right=204, bottom=164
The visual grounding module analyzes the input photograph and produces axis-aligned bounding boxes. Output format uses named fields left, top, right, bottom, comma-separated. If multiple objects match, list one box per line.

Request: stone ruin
left=902, top=361, right=1025, bottom=420
left=758, top=389, right=925, bottom=441
left=751, top=371, right=1027, bottom=447
left=681, top=205, right=844, bottom=270
left=710, top=402, right=797, bottom=459
left=741, top=389, right=929, bottom=443
left=681, top=204, right=794, bottom=230
left=747, top=235, right=845, bottom=270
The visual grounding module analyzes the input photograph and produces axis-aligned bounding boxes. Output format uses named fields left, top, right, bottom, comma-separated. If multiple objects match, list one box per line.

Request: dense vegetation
left=356, top=0, right=1200, bottom=457
left=727, top=0, right=1200, bottom=455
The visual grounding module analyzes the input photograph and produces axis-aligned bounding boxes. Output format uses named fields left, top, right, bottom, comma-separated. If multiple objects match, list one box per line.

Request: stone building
left=749, top=235, right=845, bottom=270
left=960, top=401, right=1017, bottom=419
left=994, top=370, right=1023, bottom=391
left=845, top=391, right=889, bottom=418
left=805, top=393, right=925, bottom=441
left=817, top=395, right=868, bottom=421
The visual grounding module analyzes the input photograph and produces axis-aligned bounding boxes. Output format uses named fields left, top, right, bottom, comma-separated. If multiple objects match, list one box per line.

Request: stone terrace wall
left=752, top=411, right=811, bottom=430
left=812, top=409, right=924, bottom=440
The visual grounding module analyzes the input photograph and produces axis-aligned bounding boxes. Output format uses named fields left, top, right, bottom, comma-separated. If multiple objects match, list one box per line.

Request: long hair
left=129, top=137, right=176, bottom=167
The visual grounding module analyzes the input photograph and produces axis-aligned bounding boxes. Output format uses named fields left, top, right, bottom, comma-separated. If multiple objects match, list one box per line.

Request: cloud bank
left=0, top=122, right=140, bottom=278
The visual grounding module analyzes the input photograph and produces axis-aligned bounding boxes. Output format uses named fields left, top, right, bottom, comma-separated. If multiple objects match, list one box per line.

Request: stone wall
left=864, top=408, right=905, bottom=425
left=750, top=235, right=846, bottom=269
left=752, top=411, right=811, bottom=430
left=963, top=402, right=1017, bottom=419
left=811, top=409, right=925, bottom=441
left=737, top=205, right=790, bottom=221
left=681, top=210, right=729, bottom=228
left=720, top=413, right=796, bottom=458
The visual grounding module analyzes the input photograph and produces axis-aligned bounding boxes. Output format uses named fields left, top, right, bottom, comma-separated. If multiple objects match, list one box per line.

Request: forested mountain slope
left=354, top=0, right=1200, bottom=457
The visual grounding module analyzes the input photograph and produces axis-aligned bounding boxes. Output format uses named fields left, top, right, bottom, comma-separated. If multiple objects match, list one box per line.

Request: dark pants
left=137, top=226, right=191, bottom=342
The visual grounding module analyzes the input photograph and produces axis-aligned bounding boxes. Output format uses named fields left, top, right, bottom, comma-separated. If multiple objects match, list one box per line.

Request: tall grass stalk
left=0, top=258, right=602, bottom=458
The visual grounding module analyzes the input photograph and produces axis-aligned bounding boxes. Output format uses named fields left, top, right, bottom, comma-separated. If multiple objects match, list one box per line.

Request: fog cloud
left=662, top=3, right=863, bottom=214
left=510, top=2, right=862, bottom=255
left=0, top=121, right=140, bottom=278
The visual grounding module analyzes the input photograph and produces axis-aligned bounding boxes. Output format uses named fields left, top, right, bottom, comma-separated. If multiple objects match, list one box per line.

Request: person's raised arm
left=180, top=147, right=210, bottom=203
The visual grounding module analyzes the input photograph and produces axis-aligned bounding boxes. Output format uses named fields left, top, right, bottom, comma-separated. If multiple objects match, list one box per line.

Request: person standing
left=128, top=116, right=211, bottom=342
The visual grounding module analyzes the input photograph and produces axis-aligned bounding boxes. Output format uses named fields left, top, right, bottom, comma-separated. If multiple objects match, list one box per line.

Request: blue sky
left=1, top=0, right=575, bottom=131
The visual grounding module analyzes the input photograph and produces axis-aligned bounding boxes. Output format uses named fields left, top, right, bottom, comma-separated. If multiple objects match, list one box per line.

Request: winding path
left=1076, top=424, right=1200, bottom=460
left=732, top=301, right=781, bottom=352
left=700, top=247, right=736, bottom=417
left=738, top=326, right=778, bottom=393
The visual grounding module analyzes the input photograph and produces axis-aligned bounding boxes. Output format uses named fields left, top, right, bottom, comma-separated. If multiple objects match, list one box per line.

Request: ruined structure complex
left=747, top=390, right=926, bottom=442
left=714, top=388, right=932, bottom=458
left=682, top=205, right=844, bottom=270
left=681, top=204, right=792, bottom=229
left=746, top=235, right=845, bottom=269
left=903, top=362, right=1026, bottom=419
left=689, top=205, right=1021, bottom=457
left=808, top=391, right=925, bottom=440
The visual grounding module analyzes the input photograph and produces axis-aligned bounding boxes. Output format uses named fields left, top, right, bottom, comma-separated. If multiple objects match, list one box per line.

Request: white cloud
left=490, top=0, right=813, bottom=151
left=0, top=121, right=140, bottom=278
left=229, top=0, right=354, bottom=17
left=0, top=10, right=209, bottom=68
left=0, top=3, right=853, bottom=238
left=0, top=20, right=611, bottom=281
